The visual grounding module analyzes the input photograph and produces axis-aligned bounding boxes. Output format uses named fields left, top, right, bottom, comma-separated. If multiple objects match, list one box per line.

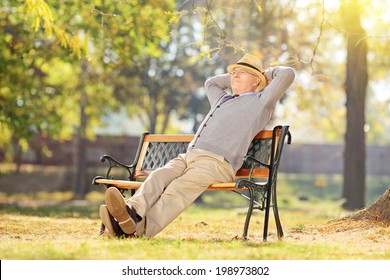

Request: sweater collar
left=237, top=91, right=256, bottom=97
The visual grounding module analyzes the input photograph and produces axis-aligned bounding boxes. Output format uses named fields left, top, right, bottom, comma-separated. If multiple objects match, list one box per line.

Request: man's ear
left=254, top=77, right=261, bottom=87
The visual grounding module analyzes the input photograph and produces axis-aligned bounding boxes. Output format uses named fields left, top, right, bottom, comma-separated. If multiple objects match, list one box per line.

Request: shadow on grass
left=0, top=202, right=100, bottom=219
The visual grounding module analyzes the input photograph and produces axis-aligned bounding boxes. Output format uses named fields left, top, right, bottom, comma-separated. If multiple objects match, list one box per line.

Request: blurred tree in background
left=1, top=0, right=176, bottom=198
left=341, top=0, right=367, bottom=210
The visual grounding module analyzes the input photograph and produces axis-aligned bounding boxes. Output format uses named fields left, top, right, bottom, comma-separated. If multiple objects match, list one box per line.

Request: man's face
left=229, top=67, right=260, bottom=95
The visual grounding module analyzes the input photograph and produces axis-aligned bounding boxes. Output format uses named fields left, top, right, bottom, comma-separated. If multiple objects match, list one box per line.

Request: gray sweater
left=188, top=66, right=295, bottom=172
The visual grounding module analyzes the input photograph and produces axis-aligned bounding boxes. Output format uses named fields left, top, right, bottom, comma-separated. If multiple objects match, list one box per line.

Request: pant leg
left=142, top=149, right=235, bottom=238
left=128, top=153, right=188, bottom=217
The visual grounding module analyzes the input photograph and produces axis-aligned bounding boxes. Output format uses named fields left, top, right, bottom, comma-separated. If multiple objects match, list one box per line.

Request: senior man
left=100, top=53, right=295, bottom=238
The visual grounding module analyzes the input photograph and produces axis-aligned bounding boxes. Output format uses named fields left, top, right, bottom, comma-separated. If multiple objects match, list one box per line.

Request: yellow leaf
left=34, top=17, right=40, bottom=32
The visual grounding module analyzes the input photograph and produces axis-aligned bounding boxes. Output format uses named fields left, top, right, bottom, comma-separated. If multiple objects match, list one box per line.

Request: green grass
left=1, top=172, right=389, bottom=260
left=1, top=195, right=389, bottom=260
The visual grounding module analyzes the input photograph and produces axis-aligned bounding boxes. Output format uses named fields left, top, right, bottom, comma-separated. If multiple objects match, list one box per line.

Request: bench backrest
left=130, top=126, right=291, bottom=182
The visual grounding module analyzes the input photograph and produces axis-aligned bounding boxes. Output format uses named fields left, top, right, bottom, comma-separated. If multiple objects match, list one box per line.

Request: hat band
left=236, top=62, right=261, bottom=73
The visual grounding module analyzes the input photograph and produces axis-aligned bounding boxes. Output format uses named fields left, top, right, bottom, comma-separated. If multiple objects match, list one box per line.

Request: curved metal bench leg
left=273, top=205, right=283, bottom=239
left=262, top=187, right=272, bottom=242
left=272, top=182, right=283, bottom=239
left=242, top=187, right=255, bottom=240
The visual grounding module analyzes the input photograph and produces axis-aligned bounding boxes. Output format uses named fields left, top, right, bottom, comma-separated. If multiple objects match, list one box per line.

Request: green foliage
left=1, top=5, right=68, bottom=156
left=0, top=0, right=176, bottom=163
left=23, top=0, right=89, bottom=58
left=90, top=0, right=175, bottom=61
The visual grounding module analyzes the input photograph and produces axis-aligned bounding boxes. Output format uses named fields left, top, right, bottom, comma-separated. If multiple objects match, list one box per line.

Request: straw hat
left=227, top=53, right=267, bottom=91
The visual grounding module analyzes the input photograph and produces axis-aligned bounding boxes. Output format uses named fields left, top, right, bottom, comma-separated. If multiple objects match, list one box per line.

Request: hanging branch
left=309, top=0, right=326, bottom=74
left=91, top=8, right=117, bottom=27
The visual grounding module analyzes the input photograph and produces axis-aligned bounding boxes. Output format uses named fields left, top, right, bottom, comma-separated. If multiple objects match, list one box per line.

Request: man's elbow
left=281, top=66, right=295, bottom=78
left=286, top=67, right=296, bottom=82
left=204, top=77, right=213, bottom=89
left=276, top=67, right=295, bottom=84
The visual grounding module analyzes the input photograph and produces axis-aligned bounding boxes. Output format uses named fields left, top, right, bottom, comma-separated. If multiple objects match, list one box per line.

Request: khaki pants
left=127, top=148, right=235, bottom=238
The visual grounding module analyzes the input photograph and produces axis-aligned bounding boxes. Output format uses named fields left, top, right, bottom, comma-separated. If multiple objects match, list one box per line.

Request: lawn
left=1, top=170, right=389, bottom=260
left=1, top=188, right=389, bottom=260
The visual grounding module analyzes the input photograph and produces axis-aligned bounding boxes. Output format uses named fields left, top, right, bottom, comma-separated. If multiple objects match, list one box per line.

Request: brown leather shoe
left=99, top=204, right=135, bottom=238
left=105, top=187, right=137, bottom=235
left=99, top=204, right=118, bottom=238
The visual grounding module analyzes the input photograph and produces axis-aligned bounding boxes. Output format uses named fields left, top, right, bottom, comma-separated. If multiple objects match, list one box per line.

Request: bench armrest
left=99, top=154, right=136, bottom=181
left=243, top=155, right=270, bottom=169
left=243, top=155, right=270, bottom=182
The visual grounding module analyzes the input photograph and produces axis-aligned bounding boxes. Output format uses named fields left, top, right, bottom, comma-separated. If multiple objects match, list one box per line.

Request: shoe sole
left=99, top=205, right=116, bottom=238
left=105, top=187, right=136, bottom=234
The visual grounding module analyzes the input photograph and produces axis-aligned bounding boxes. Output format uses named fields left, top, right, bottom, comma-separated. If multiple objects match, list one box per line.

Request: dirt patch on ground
left=286, top=188, right=390, bottom=255
left=286, top=217, right=390, bottom=254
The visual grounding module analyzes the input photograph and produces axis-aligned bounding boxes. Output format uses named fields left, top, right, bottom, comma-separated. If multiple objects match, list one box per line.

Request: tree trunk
left=11, top=136, right=22, bottom=173
left=161, top=110, right=171, bottom=134
left=73, top=60, right=89, bottom=200
left=73, top=99, right=88, bottom=199
left=341, top=0, right=368, bottom=210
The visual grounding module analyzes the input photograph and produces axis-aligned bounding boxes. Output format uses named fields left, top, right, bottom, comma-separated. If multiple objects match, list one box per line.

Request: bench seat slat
left=133, top=168, right=269, bottom=181
left=94, top=178, right=249, bottom=191
left=95, top=179, right=142, bottom=189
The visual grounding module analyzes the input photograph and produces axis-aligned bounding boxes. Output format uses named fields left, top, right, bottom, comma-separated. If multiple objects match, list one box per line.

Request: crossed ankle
left=126, top=205, right=142, bottom=223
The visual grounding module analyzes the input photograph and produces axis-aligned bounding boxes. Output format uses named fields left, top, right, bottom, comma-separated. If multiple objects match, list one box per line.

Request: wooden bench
left=93, top=125, right=291, bottom=241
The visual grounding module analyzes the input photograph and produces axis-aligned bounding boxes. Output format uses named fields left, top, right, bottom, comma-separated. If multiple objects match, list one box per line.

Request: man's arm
left=261, top=66, right=295, bottom=108
left=204, top=74, right=231, bottom=106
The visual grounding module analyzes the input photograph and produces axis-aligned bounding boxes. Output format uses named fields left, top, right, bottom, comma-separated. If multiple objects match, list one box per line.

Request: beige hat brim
left=227, top=64, right=267, bottom=91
